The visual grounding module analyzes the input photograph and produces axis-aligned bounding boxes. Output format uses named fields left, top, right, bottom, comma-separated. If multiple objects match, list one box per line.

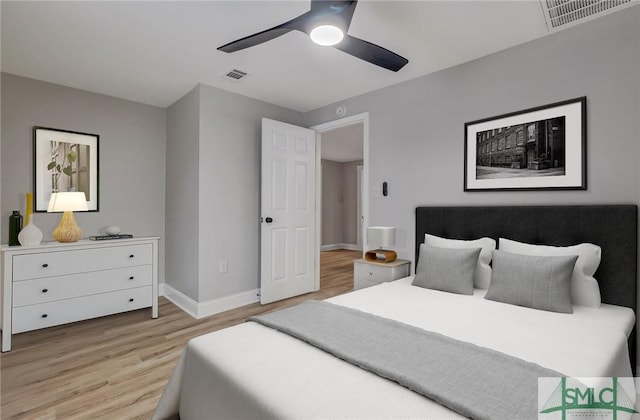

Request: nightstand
left=353, top=258, right=411, bottom=290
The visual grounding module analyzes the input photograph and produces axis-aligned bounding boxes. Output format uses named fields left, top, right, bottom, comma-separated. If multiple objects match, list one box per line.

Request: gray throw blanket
left=250, top=300, right=562, bottom=420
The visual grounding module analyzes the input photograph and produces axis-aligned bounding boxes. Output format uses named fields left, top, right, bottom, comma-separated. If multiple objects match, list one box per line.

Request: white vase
left=18, top=216, right=43, bottom=246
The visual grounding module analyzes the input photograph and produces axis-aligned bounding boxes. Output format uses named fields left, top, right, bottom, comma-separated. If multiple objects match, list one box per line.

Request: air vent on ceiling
left=222, top=69, right=249, bottom=82
left=540, top=0, right=633, bottom=30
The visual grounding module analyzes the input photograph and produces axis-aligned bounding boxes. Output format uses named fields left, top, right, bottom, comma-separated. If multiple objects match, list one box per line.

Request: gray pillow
left=412, top=244, right=481, bottom=295
left=485, top=250, right=578, bottom=313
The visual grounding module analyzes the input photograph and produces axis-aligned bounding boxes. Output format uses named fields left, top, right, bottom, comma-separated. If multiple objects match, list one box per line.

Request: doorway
left=312, top=113, right=369, bottom=290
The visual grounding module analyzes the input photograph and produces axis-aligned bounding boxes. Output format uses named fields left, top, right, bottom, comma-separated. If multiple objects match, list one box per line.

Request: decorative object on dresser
left=90, top=234, right=134, bottom=241
left=1, top=236, right=159, bottom=352
left=105, top=225, right=121, bottom=235
left=8, top=211, right=23, bottom=246
left=365, top=226, right=397, bottom=262
left=18, top=193, right=43, bottom=247
left=34, top=126, right=99, bottom=212
left=353, top=258, right=410, bottom=290
left=17, top=215, right=43, bottom=247
left=90, top=225, right=132, bottom=239
left=464, top=96, right=586, bottom=191
left=47, top=192, right=88, bottom=242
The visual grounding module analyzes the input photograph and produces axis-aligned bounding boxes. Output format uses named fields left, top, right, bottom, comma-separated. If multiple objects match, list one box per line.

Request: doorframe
left=311, top=112, right=369, bottom=290
left=356, top=164, right=364, bottom=252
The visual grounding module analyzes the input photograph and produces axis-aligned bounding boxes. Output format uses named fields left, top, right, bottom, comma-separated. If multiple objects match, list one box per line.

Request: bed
left=154, top=205, right=637, bottom=420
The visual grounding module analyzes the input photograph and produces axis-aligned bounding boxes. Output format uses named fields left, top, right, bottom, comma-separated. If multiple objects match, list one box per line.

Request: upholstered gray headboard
left=415, top=205, right=638, bottom=369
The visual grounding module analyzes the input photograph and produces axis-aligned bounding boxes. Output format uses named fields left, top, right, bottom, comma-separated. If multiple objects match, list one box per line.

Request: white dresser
left=1, top=237, right=159, bottom=352
left=353, top=258, right=411, bottom=290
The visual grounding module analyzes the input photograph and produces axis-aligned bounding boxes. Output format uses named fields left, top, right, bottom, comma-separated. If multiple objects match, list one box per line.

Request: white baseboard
left=160, top=283, right=259, bottom=319
left=197, top=289, right=260, bottom=319
left=321, top=243, right=361, bottom=251
left=160, top=283, right=198, bottom=317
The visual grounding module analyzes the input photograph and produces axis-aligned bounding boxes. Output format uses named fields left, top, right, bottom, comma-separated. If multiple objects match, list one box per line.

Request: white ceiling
left=0, top=1, right=628, bottom=113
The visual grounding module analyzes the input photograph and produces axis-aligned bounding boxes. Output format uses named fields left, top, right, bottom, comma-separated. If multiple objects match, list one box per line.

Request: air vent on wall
left=222, top=69, right=249, bottom=82
left=540, top=0, right=633, bottom=30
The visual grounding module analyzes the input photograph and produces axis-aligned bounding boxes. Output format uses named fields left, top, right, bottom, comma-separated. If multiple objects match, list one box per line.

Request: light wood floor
left=0, top=249, right=361, bottom=419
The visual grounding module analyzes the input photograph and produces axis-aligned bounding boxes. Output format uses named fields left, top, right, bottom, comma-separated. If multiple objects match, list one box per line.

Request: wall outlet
left=219, top=260, right=228, bottom=273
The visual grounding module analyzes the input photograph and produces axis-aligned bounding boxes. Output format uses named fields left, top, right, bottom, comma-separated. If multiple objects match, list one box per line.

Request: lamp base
left=52, top=211, right=82, bottom=243
left=364, top=249, right=397, bottom=263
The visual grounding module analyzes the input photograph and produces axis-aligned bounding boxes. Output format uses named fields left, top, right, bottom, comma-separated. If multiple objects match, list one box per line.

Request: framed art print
left=464, top=97, right=586, bottom=191
left=34, top=126, right=99, bottom=211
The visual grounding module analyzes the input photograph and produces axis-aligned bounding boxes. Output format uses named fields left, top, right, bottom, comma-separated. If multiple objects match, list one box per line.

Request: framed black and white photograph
left=464, top=97, right=586, bottom=191
left=34, top=126, right=99, bottom=211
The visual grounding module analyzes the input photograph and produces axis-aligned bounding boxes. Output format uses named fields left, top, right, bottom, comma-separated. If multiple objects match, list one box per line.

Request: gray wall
left=1, top=73, right=167, bottom=283
left=171, top=84, right=303, bottom=303
left=321, top=159, right=344, bottom=246
left=305, top=7, right=640, bottom=264
left=166, top=87, right=200, bottom=300
left=321, top=159, right=362, bottom=247
left=342, top=160, right=361, bottom=245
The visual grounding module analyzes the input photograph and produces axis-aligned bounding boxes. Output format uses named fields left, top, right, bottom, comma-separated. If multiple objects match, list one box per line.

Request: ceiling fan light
left=309, top=25, right=344, bottom=46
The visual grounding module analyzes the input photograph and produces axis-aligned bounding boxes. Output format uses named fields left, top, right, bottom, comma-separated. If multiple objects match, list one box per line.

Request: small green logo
left=540, top=377, right=638, bottom=420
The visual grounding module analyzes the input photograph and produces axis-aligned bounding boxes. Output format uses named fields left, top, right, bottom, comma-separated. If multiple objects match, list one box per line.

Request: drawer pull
left=129, top=254, right=135, bottom=259
left=129, top=276, right=135, bottom=280
left=129, top=298, right=135, bottom=302
left=42, top=263, right=49, bottom=268
left=42, top=288, right=48, bottom=293
left=41, top=314, right=48, bottom=318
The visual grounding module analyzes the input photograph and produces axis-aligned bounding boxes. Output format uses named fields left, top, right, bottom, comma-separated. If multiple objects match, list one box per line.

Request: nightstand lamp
left=365, top=226, right=397, bottom=263
left=47, top=192, right=88, bottom=243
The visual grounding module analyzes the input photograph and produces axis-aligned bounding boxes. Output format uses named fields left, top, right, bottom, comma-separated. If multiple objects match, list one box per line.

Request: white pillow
left=498, top=238, right=602, bottom=308
left=425, top=234, right=496, bottom=289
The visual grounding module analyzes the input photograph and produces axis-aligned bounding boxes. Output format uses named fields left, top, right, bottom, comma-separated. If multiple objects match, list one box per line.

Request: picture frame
left=33, top=126, right=99, bottom=211
left=464, top=97, right=586, bottom=191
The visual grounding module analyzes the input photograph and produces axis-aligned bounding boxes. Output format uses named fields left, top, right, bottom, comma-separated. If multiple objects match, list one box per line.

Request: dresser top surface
left=1, top=237, right=160, bottom=254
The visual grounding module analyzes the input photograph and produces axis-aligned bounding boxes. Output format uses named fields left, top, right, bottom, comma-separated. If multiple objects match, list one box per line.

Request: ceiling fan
left=217, top=0, right=409, bottom=72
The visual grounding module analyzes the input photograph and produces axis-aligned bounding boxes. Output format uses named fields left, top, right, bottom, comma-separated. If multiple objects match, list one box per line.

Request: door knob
left=265, top=217, right=273, bottom=224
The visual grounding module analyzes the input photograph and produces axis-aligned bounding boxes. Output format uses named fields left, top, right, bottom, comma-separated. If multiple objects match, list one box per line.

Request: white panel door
left=261, top=118, right=316, bottom=304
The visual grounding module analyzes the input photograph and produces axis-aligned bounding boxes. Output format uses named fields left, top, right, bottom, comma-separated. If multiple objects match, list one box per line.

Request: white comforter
left=154, top=277, right=635, bottom=419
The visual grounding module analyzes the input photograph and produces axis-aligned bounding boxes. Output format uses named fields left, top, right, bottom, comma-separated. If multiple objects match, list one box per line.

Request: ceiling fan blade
left=218, top=12, right=310, bottom=53
left=334, top=34, right=408, bottom=72
left=218, top=26, right=292, bottom=53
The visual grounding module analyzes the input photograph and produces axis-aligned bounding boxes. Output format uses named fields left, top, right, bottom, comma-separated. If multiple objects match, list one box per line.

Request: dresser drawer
left=13, top=265, right=152, bottom=307
left=12, top=286, right=152, bottom=334
left=13, top=244, right=153, bottom=281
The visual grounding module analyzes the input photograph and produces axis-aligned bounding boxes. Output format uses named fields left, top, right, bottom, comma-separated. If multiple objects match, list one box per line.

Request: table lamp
left=47, top=192, right=88, bottom=242
left=365, top=226, right=397, bottom=263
